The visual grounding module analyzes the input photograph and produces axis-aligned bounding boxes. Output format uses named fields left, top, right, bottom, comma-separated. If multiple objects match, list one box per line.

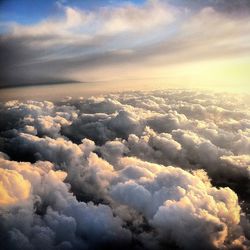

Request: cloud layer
left=0, top=90, right=250, bottom=249
left=1, top=0, right=250, bottom=89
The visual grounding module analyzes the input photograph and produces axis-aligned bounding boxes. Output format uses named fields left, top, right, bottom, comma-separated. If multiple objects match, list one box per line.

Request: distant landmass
left=0, top=79, right=82, bottom=89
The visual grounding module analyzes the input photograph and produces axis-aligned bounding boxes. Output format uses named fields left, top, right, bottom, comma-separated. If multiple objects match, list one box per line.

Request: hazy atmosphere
left=1, top=0, right=250, bottom=94
left=0, top=1, right=250, bottom=250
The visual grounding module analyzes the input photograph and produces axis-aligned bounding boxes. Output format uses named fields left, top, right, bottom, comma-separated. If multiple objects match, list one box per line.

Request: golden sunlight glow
left=0, top=168, right=31, bottom=206
left=150, top=56, right=250, bottom=92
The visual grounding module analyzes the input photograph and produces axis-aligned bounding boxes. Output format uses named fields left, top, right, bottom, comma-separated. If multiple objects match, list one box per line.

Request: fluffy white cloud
left=0, top=156, right=131, bottom=250
left=0, top=90, right=250, bottom=249
left=0, top=168, right=31, bottom=206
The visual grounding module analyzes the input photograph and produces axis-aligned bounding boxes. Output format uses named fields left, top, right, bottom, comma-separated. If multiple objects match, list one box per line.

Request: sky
left=0, top=0, right=250, bottom=94
left=1, top=2, right=250, bottom=249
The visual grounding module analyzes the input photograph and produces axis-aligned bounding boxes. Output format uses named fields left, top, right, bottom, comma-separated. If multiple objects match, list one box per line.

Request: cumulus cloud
left=0, top=90, right=250, bottom=249
left=0, top=155, right=130, bottom=250
left=0, top=168, right=31, bottom=206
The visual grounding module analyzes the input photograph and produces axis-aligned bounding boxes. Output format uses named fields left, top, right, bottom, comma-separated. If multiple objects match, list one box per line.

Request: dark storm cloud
left=0, top=90, right=250, bottom=249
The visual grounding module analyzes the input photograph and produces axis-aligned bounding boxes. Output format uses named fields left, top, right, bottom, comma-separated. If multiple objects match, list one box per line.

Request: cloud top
left=0, top=89, right=250, bottom=249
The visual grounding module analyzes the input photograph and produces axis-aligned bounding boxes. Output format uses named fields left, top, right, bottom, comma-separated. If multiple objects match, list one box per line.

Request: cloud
left=1, top=1, right=250, bottom=88
left=111, top=157, right=246, bottom=249
left=0, top=90, right=250, bottom=249
left=167, top=0, right=250, bottom=13
left=0, top=168, right=31, bottom=206
left=0, top=155, right=131, bottom=250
